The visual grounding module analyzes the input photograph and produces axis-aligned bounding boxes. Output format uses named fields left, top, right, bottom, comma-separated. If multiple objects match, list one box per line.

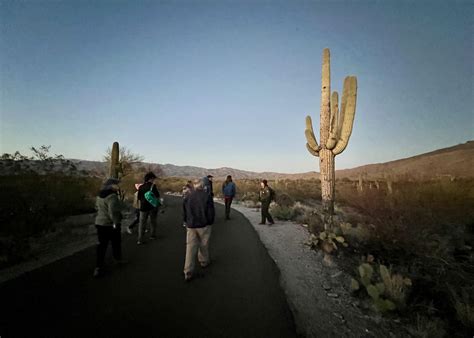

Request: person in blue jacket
left=222, top=175, right=236, bottom=220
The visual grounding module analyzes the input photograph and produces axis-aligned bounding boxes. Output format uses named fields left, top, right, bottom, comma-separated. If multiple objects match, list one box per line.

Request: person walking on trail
left=126, top=183, right=142, bottom=234
left=137, top=172, right=161, bottom=245
left=183, top=178, right=213, bottom=281
left=222, top=175, right=236, bottom=220
left=93, top=178, right=125, bottom=278
left=203, top=175, right=215, bottom=225
left=259, top=179, right=275, bottom=225
left=182, top=180, right=194, bottom=227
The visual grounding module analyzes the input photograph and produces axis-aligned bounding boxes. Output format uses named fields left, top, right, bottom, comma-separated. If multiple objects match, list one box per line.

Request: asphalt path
left=0, top=196, right=296, bottom=337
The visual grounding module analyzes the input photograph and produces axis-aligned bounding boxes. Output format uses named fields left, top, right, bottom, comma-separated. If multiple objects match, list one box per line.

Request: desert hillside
left=336, top=141, right=474, bottom=179
left=1, top=141, right=472, bottom=179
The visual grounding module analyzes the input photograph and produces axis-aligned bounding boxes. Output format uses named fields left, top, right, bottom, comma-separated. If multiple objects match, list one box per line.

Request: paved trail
left=0, top=196, right=296, bottom=337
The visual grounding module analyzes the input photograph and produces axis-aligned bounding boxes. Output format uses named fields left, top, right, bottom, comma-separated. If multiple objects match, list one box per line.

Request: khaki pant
left=183, top=226, right=212, bottom=275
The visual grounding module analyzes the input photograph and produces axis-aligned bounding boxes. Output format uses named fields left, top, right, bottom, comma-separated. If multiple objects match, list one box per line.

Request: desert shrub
left=450, top=287, right=474, bottom=329
left=275, top=193, right=294, bottom=208
left=0, top=174, right=101, bottom=237
left=408, top=315, right=446, bottom=338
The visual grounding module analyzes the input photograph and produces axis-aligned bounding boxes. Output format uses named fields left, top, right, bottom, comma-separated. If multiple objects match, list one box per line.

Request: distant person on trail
left=137, top=172, right=161, bottom=245
left=259, top=179, right=275, bottom=225
left=183, top=178, right=213, bottom=281
left=182, top=180, right=194, bottom=227
left=93, top=177, right=125, bottom=278
left=222, top=175, right=236, bottom=220
left=203, top=175, right=215, bottom=225
left=126, top=183, right=142, bottom=234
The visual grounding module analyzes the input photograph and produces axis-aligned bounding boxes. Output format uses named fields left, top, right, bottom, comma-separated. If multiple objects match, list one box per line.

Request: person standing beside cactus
left=259, top=179, right=275, bottom=225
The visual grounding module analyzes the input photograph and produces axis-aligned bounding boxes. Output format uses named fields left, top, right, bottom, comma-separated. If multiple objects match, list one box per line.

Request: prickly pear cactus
left=305, top=48, right=357, bottom=214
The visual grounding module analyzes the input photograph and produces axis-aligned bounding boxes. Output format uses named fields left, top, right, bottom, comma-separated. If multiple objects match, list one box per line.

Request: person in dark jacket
left=94, top=177, right=124, bottom=277
left=137, top=172, right=161, bottom=244
left=222, top=175, right=236, bottom=220
left=259, top=179, right=275, bottom=225
left=183, top=178, right=213, bottom=281
left=202, top=175, right=215, bottom=225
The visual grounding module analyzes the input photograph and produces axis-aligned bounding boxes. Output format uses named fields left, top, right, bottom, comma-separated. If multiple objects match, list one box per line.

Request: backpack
left=145, top=184, right=161, bottom=208
left=269, top=187, right=276, bottom=201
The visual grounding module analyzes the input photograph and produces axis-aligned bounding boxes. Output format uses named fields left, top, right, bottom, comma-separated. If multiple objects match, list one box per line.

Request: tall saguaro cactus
left=305, top=48, right=357, bottom=215
left=109, top=141, right=120, bottom=179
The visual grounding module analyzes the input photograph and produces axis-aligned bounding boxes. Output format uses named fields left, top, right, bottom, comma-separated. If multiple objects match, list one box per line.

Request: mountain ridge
left=1, top=141, right=472, bottom=179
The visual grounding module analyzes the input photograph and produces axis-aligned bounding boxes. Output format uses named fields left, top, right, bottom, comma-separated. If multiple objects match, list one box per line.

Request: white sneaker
left=182, top=222, right=187, bottom=227
left=126, top=227, right=132, bottom=234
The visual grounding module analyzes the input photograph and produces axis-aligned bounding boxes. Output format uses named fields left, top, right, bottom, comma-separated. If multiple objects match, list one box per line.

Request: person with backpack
left=259, top=179, right=275, bottom=225
left=93, top=177, right=125, bottom=277
left=137, top=172, right=161, bottom=244
left=126, top=183, right=142, bottom=234
left=222, top=175, right=236, bottom=220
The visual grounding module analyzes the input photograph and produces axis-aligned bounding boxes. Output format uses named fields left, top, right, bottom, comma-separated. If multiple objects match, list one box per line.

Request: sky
left=1, top=0, right=472, bottom=173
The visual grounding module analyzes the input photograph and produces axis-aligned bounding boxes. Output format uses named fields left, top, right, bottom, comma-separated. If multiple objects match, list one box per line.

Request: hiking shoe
left=149, top=236, right=157, bottom=240
left=258, top=222, right=266, bottom=225
left=145, top=229, right=150, bottom=233
left=126, top=227, right=132, bottom=234
left=93, top=268, right=102, bottom=278
left=137, top=241, right=144, bottom=245
left=184, top=272, right=193, bottom=282
left=268, top=222, right=275, bottom=225
left=182, top=222, right=187, bottom=227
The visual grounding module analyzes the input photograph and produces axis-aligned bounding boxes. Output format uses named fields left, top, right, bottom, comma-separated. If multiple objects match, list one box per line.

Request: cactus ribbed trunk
left=319, top=49, right=335, bottom=214
left=109, top=142, right=120, bottom=179
left=320, top=149, right=335, bottom=214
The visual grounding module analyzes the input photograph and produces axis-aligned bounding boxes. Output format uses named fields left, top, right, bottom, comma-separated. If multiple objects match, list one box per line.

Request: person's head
left=144, top=172, right=157, bottom=183
left=226, top=175, right=232, bottom=183
left=103, top=177, right=120, bottom=191
left=207, top=174, right=213, bottom=182
left=261, top=179, right=268, bottom=188
left=193, top=178, right=205, bottom=190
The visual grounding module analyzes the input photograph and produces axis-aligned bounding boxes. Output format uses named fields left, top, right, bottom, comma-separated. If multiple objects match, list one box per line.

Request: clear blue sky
left=1, top=0, right=472, bottom=173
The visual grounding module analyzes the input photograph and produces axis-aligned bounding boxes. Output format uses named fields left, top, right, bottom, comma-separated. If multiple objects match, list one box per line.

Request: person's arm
left=153, top=185, right=160, bottom=198
left=232, top=183, right=236, bottom=198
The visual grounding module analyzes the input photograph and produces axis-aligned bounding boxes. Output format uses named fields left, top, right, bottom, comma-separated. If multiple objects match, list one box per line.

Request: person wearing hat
left=137, top=171, right=161, bottom=244
left=93, top=177, right=125, bottom=277
left=259, top=179, right=275, bottom=225
left=126, top=183, right=143, bottom=234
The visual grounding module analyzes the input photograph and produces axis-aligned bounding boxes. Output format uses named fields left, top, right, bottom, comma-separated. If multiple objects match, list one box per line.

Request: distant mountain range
left=1, top=141, right=473, bottom=180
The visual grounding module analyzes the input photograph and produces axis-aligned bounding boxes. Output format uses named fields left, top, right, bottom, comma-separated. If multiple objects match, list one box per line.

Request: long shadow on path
left=0, top=196, right=296, bottom=337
